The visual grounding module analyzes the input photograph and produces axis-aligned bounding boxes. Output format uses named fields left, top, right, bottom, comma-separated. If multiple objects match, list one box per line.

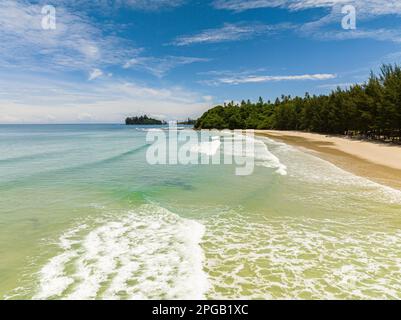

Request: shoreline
left=255, top=130, right=401, bottom=191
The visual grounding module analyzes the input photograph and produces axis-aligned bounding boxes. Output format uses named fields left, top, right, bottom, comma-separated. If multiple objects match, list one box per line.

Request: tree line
left=195, top=64, right=401, bottom=143
left=125, top=115, right=166, bottom=125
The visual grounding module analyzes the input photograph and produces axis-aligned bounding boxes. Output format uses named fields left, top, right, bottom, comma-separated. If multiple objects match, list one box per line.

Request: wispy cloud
left=213, top=0, right=401, bottom=16
left=0, top=0, right=138, bottom=73
left=0, top=72, right=212, bottom=123
left=171, top=22, right=292, bottom=46
left=317, top=82, right=355, bottom=89
left=36, top=0, right=186, bottom=12
left=0, top=1, right=213, bottom=123
left=107, top=0, right=185, bottom=10
left=202, top=72, right=336, bottom=85
left=307, top=28, right=401, bottom=43
left=123, top=56, right=209, bottom=77
left=88, top=68, right=103, bottom=81
left=213, top=0, right=401, bottom=43
left=213, top=0, right=281, bottom=12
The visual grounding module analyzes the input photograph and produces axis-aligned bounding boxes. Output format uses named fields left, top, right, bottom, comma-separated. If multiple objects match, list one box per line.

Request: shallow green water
left=1, top=124, right=401, bottom=299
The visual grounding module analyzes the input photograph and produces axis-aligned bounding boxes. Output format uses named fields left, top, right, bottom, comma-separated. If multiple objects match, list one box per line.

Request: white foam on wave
left=190, top=136, right=221, bottom=156
left=269, top=138, right=401, bottom=204
left=136, top=128, right=164, bottom=132
left=228, top=134, right=287, bottom=175
left=34, top=205, right=209, bottom=300
left=256, top=135, right=401, bottom=204
left=202, top=211, right=401, bottom=299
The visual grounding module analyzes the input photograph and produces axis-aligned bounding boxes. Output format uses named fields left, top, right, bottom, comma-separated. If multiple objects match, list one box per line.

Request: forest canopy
left=195, top=64, right=401, bottom=142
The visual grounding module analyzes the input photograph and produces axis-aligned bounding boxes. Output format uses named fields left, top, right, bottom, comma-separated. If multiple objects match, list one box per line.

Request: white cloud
left=309, top=28, right=401, bottom=43
left=202, top=72, right=337, bottom=85
left=202, top=95, right=214, bottom=102
left=213, top=0, right=283, bottom=11
left=117, top=0, right=185, bottom=10
left=0, top=73, right=212, bottom=123
left=213, top=0, right=401, bottom=16
left=172, top=22, right=292, bottom=46
left=0, top=1, right=214, bottom=124
left=213, top=0, right=401, bottom=43
left=88, top=68, right=103, bottom=81
left=0, top=0, right=138, bottom=72
left=317, top=82, right=355, bottom=89
left=56, top=0, right=185, bottom=11
left=123, top=56, right=209, bottom=77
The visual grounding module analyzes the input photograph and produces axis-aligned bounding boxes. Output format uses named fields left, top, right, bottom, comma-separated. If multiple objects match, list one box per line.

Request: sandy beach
left=256, top=130, right=401, bottom=191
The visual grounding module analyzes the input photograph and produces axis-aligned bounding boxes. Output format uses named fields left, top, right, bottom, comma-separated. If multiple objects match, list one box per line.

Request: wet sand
left=256, top=130, right=401, bottom=191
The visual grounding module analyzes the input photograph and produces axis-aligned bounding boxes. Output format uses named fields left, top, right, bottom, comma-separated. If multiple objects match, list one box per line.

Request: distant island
left=178, top=118, right=197, bottom=125
left=125, top=115, right=166, bottom=125
left=195, top=64, right=401, bottom=144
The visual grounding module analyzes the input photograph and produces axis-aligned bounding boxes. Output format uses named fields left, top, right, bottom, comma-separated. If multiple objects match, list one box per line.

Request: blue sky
left=0, top=0, right=401, bottom=123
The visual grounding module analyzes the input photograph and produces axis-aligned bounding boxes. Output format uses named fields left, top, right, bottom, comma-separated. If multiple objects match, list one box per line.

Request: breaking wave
left=228, top=134, right=287, bottom=175
left=34, top=205, right=208, bottom=300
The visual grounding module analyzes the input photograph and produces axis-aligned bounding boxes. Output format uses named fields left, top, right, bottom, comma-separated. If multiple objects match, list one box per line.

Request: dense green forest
left=195, top=64, right=401, bottom=143
left=125, top=115, right=166, bottom=125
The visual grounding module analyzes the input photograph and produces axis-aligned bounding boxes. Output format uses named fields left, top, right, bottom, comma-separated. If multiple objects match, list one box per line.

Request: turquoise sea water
left=1, top=124, right=401, bottom=300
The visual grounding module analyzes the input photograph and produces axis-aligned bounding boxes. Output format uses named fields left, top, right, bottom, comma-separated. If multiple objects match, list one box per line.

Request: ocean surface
left=1, top=124, right=401, bottom=300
